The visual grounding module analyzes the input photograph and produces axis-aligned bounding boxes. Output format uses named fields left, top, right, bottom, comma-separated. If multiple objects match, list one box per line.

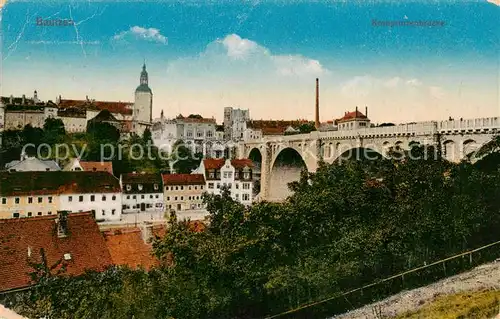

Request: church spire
left=140, top=63, right=148, bottom=86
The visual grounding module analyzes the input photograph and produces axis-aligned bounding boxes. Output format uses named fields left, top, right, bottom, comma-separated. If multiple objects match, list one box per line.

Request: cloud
left=112, top=26, right=168, bottom=44
left=168, top=34, right=328, bottom=79
left=342, top=75, right=426, bottom=97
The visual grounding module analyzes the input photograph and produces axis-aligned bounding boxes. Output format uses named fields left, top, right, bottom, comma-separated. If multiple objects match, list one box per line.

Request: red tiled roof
left=231, top=159, right=254, bottom=169
left=103, top=228, right=158, bottom=271
left=162, top=174, right=206, bottom=186
left=203, top=158, right=254, bottom=170
left=58, top=99, right=133, bottom=116
left=337, top=110, right=368, bottom=123
left=79, top=161, right=113, bottom=174
left=0, top=212, right=113, bottom=293
left=203, top=158, right=225, bottom=170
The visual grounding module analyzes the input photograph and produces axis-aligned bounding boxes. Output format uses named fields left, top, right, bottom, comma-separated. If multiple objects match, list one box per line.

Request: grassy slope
left=396, top=290, right=500, bottom=319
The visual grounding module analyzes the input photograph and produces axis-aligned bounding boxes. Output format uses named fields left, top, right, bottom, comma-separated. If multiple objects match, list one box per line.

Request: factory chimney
left=315, top=78, right=320, bottom=129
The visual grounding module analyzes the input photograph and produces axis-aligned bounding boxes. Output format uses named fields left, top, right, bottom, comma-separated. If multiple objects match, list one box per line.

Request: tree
left=171, top=140, right=202, bottom=174
left=187, top=114, right=203, bottom=119
left=298, top=122, right=316, bottom=134
left=43, top=118, right=66, bottom=145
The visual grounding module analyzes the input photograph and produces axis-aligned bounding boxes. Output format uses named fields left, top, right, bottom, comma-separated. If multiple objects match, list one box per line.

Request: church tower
left=134, top=63, right=153, bottom=124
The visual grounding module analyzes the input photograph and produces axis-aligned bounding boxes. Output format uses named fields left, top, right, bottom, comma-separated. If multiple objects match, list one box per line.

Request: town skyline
left=1, top=0, right=499, bottom=124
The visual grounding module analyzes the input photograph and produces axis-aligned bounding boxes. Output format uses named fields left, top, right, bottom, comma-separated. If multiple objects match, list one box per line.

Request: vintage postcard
left=0, top=0, right=499, bottom=318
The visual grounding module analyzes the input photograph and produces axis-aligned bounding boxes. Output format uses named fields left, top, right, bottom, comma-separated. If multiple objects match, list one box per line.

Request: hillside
left=334, top=261, right=500, bottom=319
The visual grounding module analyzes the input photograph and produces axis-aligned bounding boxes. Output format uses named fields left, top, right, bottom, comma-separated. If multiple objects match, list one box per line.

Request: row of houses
left=0, top=157, right=256, bottom=221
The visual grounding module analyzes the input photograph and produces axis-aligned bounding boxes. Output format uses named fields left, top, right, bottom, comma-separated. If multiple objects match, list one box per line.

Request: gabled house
left=4, top=155, right=60, bottom=172
left=120, top=172, right=164, bottom=214
left=194, top=158, right=254, bottom=205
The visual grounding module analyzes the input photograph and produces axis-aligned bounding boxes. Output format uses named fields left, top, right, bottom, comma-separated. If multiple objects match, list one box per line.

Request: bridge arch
left=269, top=147, right=308, bottom=201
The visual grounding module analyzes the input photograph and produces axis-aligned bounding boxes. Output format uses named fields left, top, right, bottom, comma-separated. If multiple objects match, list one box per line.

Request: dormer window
left=138, top=184, right=143, bottom=191
left=154, top=184, right=158, bottom=190
left=126, top=185, right=131, bottom=191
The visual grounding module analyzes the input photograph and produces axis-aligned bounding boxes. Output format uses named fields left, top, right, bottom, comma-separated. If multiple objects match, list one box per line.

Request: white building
left=58, top=172, right=122, bottom=222
left=4, top=154, right=60, bottom=172
left=336, top=107, right=371, bottom=130
left=193, top=158, right=254, bottom=205
left=223, top=107, right=250, bottom=141
left=120, top=172, right=164, bottom=214
left=152, top=113, right=223, bottom=156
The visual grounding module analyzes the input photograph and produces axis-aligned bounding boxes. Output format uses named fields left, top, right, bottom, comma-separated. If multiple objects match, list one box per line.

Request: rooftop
left=203, top=158, right=254, bottom=170
left=0, top=171, right=120, bottom=197
left=162, top=173, right=206, bottom=186
left=0, top=212, right=113, bottom=293
left=58, top=99, right=133, bottom=116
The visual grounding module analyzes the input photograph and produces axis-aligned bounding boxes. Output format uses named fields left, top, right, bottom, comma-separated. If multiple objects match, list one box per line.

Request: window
left=188, top=196, right=191, bottom=200
left=236, top=184, right=239, bottom=189
left=90, top=195, right=95, bottom=202
left=208, top=183, right=214, bottom=189
left=138, top=184, right=143, bottom=191
left=48, top=211, right=52, bottom=215
left=141, top=195, right=145, bottom=199
left=235, top=194, right=239, bottom=200
left=111, top=209, right=116, bottom=215
left=1, top=198, right=6, bottom=204
left=112, top=195, right=116, bottom=200
left=154, top=184, right=158, bottom=190
left=217, top=183, right=220, bottom=189
left=79, top=195, right=83, bottom=202
left=48, top=196, right=53, bottom=203
left=38, top=197, right=42, bottom=203
left=28, top=212, right=32, bottom=217
left=28, top=197, right=33, bottom=203
left=126, top=185, right=131, bottom=191
left=102, top=195, right=106, bottom=201
left=228, top=183, right=232, bottom=189
left=102, top=210, right=105, bottom=216
left=133, top=195, right=136, bottom=199
left=150, top=195, right=153, bottom=199
left=175, top=186, right=178, bottom=190
left=188, top=186, right=191, bottom=190
left=174, top=196, right=178, bottom=201
left=122, top=205, right=127, bottom=209
left=201, top=185, right=204, bottom=190
left=180, top=196, right=184, bottom=200
left=243, top=183, right=250, bottom=190
left=13, top=212, right=19, bottom=218
left=126, top=195, right=130, bottom=199
left=167, top=196, right=170, bottom=201
left=68, top=196, right=73, bottom=202
left=37, top=212, right=42, bottom=216
left=155, top=195, right=159, bottom=199
left=180, top=186, right=184, bottom=190
left=15, top=198, right=20, bottom=204
left=242, top=194, right=250, bottom=201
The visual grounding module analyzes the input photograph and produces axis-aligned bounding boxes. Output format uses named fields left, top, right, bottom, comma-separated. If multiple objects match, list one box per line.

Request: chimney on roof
left=22, top=94, right=26, bottom=105
left=315, top=78, right=320, bottom=129
left=9, top=95, right=13, bottom=104
left=33, top=90, right=38, bottom=103
left=365, top=106, right=368, bottom=117
left=56, top=211, right=69, bottom=237
left=57, top=95, right=61, bottom=104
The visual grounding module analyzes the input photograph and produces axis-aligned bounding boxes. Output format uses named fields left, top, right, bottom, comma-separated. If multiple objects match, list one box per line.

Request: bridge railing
left=438, top=117, right=499, bottom=132
left=319, top=121, right=438, bottom=139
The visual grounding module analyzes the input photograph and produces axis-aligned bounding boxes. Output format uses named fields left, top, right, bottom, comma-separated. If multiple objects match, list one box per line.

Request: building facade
left=194, top=158, right=254, bottom=205
left=162, top=174, right=206, bottom=211
left=120, top=172, right=164, bottom=214
left=223, top=107, right=250, bottom=141
left=0, top=171, right=122, bottom=221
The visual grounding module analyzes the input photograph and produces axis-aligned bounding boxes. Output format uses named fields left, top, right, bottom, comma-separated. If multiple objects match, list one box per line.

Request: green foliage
left=43, top=117, right=66, bottom=145
left=171, top=139, right=202, bottom=174
left=6, top=138, right=500, bottom=319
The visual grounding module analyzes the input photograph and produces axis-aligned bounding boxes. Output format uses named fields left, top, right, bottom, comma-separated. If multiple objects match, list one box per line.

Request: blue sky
left=1, top=0, right=498, bottom=123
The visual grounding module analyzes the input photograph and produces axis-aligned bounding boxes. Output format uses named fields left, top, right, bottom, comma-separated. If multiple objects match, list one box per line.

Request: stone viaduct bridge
left=238, top=117, right=499, bottom=202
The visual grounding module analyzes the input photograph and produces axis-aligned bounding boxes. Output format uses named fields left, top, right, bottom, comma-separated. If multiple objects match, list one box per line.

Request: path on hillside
left=333, top=261, right=500, bottom=319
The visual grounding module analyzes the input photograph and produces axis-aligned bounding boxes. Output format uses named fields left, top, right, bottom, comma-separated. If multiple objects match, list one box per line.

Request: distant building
left=0, top=171, right=122, bottom=221
left=0, top=92, right=57, bottom=131
left=223, top=107, right=250, bottom=141
left=120, top=172, right=164, bottom=214
left=4, top=154, right=60, bottom=172
left=162, top=174, right=206, bottom=211
left=243, top=119, right=313, bottom=141
left=0, top=211, right=113, bottom=293
left=194, top=158, right=254, bottom=205
left=336, top=107, right=371, bottom=131
left=63, top=158, right=113, bottom=174
left=152, top=114, right=222, bottom=156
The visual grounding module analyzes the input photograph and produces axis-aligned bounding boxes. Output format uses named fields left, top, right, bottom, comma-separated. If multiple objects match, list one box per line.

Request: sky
left=0, top=0, right=499, bottom=124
